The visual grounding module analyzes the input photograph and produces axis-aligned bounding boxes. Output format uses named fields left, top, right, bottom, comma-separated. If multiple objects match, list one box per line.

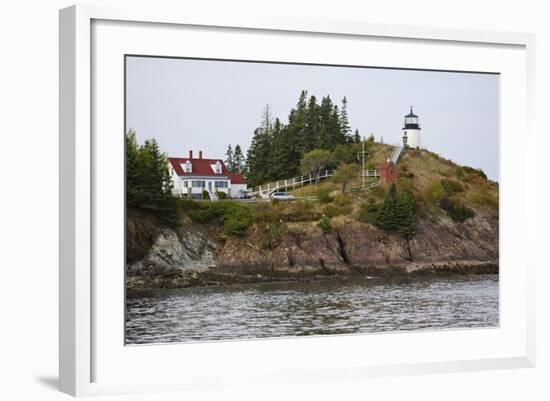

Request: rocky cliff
left=127, top=206, right=498, bottom=289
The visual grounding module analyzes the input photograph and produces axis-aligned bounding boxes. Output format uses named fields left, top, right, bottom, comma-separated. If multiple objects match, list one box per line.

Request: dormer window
left=212, top=160, right=222, bottom=174
left=182, top=160, right=192, bottom=173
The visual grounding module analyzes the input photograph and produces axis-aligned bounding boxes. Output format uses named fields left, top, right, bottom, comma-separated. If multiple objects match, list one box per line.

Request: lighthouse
left=402, top=106, right=421, bottom=148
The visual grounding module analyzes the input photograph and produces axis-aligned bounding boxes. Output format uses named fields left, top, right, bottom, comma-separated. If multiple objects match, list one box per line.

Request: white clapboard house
left=168, top=150, right=248, bottom=199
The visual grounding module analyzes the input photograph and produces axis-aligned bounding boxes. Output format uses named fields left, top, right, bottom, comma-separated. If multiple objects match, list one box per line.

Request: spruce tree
left=246, top=105, right=274, bottom=187
left=376, top=183, right=400, bottom=231
left=353, top=129, right=361, bottom=144
left=233, top=144, right=245, bottom=173
left=340, top=96, right=352, bottom=143
left=304, top=95, right=320, bottom=152
left=126, top=129, right=140, bottom=207
left=225, top=144, right=235, bottom=173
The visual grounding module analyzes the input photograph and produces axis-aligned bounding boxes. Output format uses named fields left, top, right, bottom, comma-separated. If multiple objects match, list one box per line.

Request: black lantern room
left=404, top=106, right=421, bottom=130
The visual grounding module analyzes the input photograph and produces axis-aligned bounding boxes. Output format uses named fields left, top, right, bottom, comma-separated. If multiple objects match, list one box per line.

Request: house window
left=192, top=180, right=205, bottom=188
left=215, top=181, right=228, bottom=188
left=183, top=161, right=192, bottom=173
left=183, top=180, right=188, bottom=188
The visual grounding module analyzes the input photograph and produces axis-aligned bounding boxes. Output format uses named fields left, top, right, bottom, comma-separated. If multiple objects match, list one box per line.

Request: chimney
left=189, top=150, right=193, bottom=159
left=199, top=151, right=203, bottom=159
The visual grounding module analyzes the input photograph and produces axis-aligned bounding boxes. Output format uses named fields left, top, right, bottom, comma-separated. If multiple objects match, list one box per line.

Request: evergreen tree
left=340, top=96, right=352, bottom=142
left=398, top=190, right=416, bottom=240
left=126, top=129, right=140, bottom=207
left=376, top=183, right=400, bottom=230
left=125, top=131, right=173, bottom=214
left=246, top=105, right=274, bottom=187
left=267, top=118, right=301, bottom=181
left=225, top=144, right=235, bottom=173
left=233, top=144, right=245, bottom=173
left=303, top=95, right=320, bottom=152
left=318, top=96, right=335, bottom=149
left=353, top=129, right=361, bottom=144
left=375, top=184, right=417, bottom=240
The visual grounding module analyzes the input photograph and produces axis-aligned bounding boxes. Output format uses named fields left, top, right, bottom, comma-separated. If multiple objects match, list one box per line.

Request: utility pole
left=357, top=137, right=368, bottom=189
left=362, top=137, right=365, bottom=189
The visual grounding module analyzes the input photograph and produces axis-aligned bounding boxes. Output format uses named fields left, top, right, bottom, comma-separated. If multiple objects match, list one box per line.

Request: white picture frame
left=59, top=4, right=536, bottom=397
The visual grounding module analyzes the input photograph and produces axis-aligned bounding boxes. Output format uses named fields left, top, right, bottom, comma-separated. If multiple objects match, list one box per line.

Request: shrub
left=223, top=209, right=252, bottom=236
left=188, top=201, right=253, bottom=236
left=440, top=178, right=464, bottom=197
left=366, top=160, right=378, bottom=170
left=439, top=197, right=475, bottom=222
left=468, top=190, right=498, bottom=209
left=316, top=187, right=332, bottom=203
left=259, top=222, right=285, bottom=250
left=202, top=190, right=210, bottom=199
left=333, top=193, right=351, bottom=206
left=323, top=204, right=352, bottom=218
left=188, top=207, right=220, bottom=224
left=318, top=216, right=333, bottom=233
left=216, top=191, right=227, bottom=200
left=176, top=198, right=201, bottom=212
left=461, top=165, right=487, bottom=180
left=424, top=180, right=445, bottom=203
left=368, top=185, right=385, bottom=200
left=280, top=200, right=322, bottom=222
left=358, top=197, right=379, bottom=224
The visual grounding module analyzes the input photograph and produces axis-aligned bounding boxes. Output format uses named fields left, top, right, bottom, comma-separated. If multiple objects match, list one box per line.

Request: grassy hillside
left=163, top=142, right=498, bottom=253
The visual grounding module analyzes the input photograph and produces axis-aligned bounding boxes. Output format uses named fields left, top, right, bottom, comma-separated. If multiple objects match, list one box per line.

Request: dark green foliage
left=188, top=202, right=253, bottom=236
left=225, top=144, right=234, bottom=173
left=175, top=198, right=201, bottom=212
left=267, top=118, right=301, bottom=181
left=440, top=178, right=464, bottom=197
left=126, top=130, right=176, bottom=225
left=216, top=191, right=227, bottom=200
left=375, top=184, right=401, bottom=230
left=332, top=143, right=362, bottom=164
left=246, top=91, right=361, bottom=187
left=233, top=145, right=245, bottom=173
left=374, top=184, right=417, bottom=238
left=439, top=197, right=475, bottom=222
left=246, top=105, right=274, bottom=187
left=202, top=190, right=210, bottom=200
left=353, top=129, right=361, bottom=144
left=318, top=216, right=333, bottom=233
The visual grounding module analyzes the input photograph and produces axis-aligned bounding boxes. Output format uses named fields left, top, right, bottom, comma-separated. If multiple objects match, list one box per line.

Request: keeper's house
left=168, top=150, right=248, bottom=199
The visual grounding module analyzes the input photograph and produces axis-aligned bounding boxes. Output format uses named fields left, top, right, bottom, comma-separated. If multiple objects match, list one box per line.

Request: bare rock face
left=127, top=225, right=220, bottom=275
left=216, top=227, right=352, bottom=276
left=216, top=210, right=498, bottom=277
left=126, top=206, right=498, bottom=286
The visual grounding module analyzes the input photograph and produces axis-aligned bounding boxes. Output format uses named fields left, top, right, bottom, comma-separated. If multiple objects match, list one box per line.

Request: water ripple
left=125, top=274, right=499, bottom=344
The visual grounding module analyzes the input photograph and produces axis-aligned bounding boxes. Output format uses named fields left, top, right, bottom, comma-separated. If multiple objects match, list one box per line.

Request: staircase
left=251, top=169, right=336, bottom=199
left=390, top=143, right=404, bottom=164
left=208, top=188, right=219, bottom=201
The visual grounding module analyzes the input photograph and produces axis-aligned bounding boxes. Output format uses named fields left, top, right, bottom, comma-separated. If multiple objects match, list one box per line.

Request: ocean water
left=125, top=274, right=499, bottom=345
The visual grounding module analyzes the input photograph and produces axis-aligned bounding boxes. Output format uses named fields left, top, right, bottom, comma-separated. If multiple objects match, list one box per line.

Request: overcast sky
left=126, top=56, right=499, bottom=181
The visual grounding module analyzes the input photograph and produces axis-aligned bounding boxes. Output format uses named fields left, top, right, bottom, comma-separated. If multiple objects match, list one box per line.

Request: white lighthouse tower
left=402, top=106, right=421, bottom=148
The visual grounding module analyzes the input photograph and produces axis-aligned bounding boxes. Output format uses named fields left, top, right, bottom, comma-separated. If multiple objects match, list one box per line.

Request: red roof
left=168, top=157, right=230, bottom=177
left=168, top=157, right=247, bottom=186
left=229, top=172, right=247, bottom=184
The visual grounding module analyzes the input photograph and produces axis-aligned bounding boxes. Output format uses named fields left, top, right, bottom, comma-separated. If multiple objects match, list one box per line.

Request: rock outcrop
left=126, top=207, right=498, bottom=289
